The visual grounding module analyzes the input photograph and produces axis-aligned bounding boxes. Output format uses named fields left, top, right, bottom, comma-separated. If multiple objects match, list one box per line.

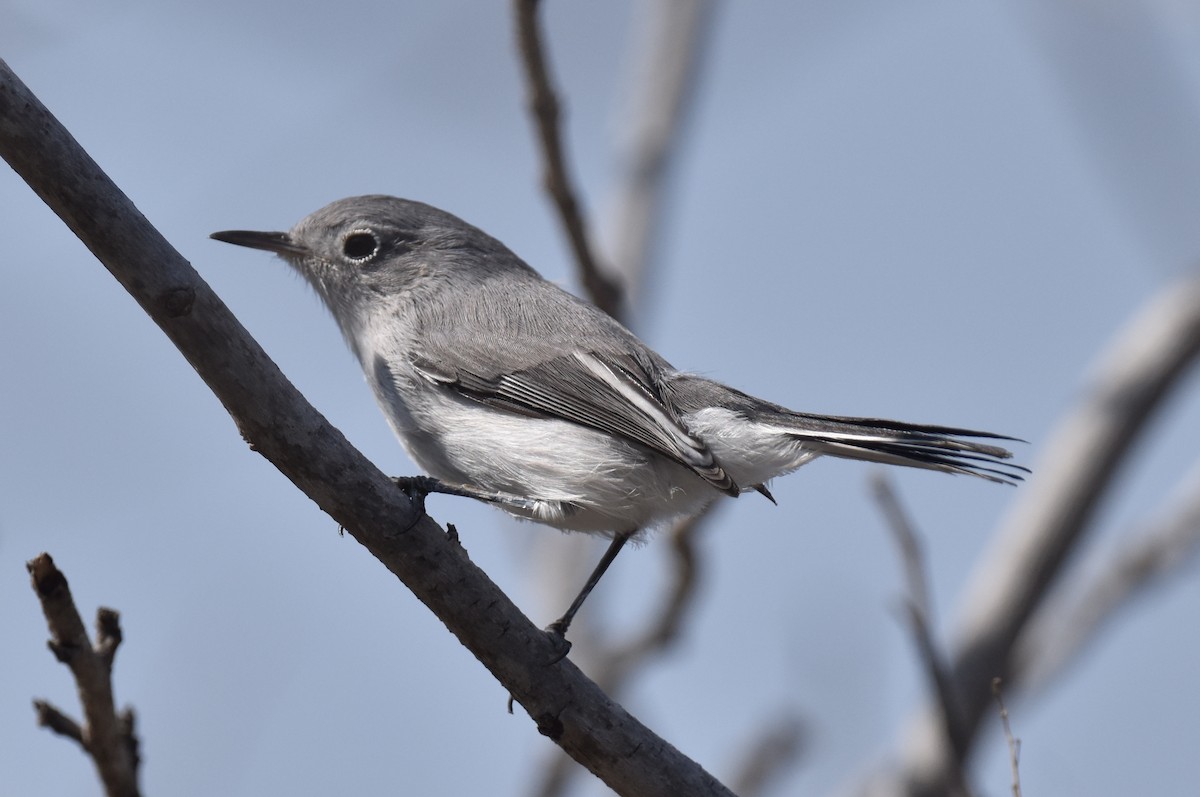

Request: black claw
left=396, top=475, right=440, bottom=494
left=543, top=622, right=573, bottom=663
left=393, top=476, right=433, bottom=515
left=753, top=483, right=777, bottom=505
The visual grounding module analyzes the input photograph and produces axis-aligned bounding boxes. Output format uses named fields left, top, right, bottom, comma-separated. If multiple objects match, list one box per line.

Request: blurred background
left=3, top=1, right=1199, bottom=795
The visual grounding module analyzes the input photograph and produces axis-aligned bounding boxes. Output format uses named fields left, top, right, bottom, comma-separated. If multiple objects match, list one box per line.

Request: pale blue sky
left=3, top=2, right=1199, bottom=795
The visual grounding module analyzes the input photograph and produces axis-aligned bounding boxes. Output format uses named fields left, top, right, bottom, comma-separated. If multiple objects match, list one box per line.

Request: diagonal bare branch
left=858, top=275, right=1200, bottom=796
left=872, top=475, right=973, bottom=797
left=1013, top=463, right=1200, bottom=693
left=0, top=59, right=732, bottom=797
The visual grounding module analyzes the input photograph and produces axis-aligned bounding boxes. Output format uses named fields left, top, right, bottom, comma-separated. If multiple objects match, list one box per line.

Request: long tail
left=772, top=412, right=1027, bottom=485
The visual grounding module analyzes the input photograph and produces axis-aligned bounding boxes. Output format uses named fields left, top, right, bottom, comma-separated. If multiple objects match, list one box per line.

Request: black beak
left=210, top=229, right=309, bottom=256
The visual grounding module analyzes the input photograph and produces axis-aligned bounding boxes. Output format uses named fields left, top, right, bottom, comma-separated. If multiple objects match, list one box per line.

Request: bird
left=212, top=195, right=1023, bottom=641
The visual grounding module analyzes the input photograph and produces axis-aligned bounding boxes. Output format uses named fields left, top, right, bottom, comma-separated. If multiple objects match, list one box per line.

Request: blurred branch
left=28, top=553, right=141, bottom=797
left=871, top=475, right=972, bottom=797
left=1013, top=464, right=1200, bottom=693
left=729, top=714, right=808, bottom=797
left=534, top=506, right=809, bottom=797
left=513, top=0, right=624, bottom=318
left=603, top=0, right=716, bottom=307
left=598, top=508, right=713, bottom=683
left=854, top=276, right=1200, bottom=796
left=872, top=475, right=933, bottom=623
left=0, top=59, right=734, bottom=797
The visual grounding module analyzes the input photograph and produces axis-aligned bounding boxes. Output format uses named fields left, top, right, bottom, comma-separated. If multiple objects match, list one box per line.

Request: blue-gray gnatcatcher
left=212, top=195, right=1023, bottom=639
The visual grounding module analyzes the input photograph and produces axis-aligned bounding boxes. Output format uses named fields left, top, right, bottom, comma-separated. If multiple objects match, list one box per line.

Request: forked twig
left=28, top=553, right=141, bottom=797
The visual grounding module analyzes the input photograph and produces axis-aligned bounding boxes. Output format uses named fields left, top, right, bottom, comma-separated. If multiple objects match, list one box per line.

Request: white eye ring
left=341, top=229, right=379, bottom=262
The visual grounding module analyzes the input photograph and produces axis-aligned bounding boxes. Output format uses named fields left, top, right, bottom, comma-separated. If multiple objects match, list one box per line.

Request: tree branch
left=1013, top=464, right=1200, bottom=693
left=513, top=0, right=624, bottom=318
left=860, top=275, right=1200, bottom=796
left=871, top=475, right=973, bottom=797
left=28, top=553, right=141, bottom=797
left=0, top=59, right=732, bottom=797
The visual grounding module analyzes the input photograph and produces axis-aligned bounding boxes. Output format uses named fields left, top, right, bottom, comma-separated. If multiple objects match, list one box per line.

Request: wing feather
left=411, top=349, right=738, bottom=496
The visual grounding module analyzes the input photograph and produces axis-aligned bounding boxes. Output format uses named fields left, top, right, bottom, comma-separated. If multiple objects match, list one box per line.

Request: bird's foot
left=543, top=620, right=573, bottom=663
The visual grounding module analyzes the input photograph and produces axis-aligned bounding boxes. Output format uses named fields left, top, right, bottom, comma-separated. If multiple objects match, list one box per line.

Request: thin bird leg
left=546, top=530, right=635, bottom=639
left=393, top=475, right=544, bottom=512
left=396, top=475, right=630, bottom=646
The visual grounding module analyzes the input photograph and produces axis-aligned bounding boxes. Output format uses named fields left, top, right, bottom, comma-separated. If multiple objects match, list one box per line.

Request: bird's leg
left=395, top=476, right=631, bottom=658
left=546, top=530, right=635, bottom=642
left=392, top=475, right=544, bottom=513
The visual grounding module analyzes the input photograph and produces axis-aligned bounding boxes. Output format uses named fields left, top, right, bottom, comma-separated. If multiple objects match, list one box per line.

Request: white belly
left=371, top=369, right=720, bottom=535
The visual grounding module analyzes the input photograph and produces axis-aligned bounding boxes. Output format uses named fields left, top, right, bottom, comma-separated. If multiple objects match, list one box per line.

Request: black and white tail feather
left=671, top=375, right=1024, bottom=495
left=763, top=411, right=1025, bottom=485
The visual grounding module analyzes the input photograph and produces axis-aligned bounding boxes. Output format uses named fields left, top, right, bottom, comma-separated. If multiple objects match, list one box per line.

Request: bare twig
left=871, top=474, right=972, bottom=797
left=990, top=678, right=1022, bottom=797
left=859, top=275, right=1200, bottom=796
left=28, top=553, right=141, bottom=797
left=513, top=0, right=623, bottom=318
left=0, top=59, right=733, bottom=797
left=33, top=700, right=85, bottom=744
left=872, top=474, right=933, bottom=620
left=1014, top=464, right=1200, bottom=693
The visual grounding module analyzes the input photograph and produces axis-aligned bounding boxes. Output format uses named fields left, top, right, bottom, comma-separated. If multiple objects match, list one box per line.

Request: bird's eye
left=342, top=230, right=379, bottom=262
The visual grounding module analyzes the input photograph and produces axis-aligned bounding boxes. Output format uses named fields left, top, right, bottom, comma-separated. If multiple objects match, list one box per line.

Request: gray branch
left=1013, top=464, right=1200, bottom=693
left=0, top=59, right=733, bottom=797
left=871, top=475, right=972, bottom=797
left=513, top=0, right=624, bottom=318
left=850, top=275, right=1200, bottom=796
